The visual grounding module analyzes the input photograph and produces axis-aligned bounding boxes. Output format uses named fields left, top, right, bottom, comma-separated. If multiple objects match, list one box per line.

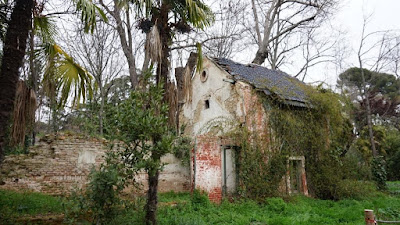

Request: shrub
left=386, top=129, right=400, bottom=181
left=335, top=180, right=378, bottom=200
left=64, top=165, right=125, bottom=224
left=372, top=156, right=387, bottom=190
left=266, top=197, right=287, bottom=213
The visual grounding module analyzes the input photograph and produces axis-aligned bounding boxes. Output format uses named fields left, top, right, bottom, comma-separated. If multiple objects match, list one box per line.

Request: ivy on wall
left=232, top=86, right=355, bottom=201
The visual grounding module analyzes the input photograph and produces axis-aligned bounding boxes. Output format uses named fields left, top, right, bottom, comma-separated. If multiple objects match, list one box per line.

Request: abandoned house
left=176, top=54, right=310, bottom=202
left=0, top=54, right=310, bottom=203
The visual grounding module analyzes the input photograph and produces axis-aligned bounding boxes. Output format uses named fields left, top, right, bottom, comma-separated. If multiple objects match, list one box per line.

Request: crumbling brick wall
left=192, top=135, right=222, bottom=203
left=0, top=134, right=189, bottom=195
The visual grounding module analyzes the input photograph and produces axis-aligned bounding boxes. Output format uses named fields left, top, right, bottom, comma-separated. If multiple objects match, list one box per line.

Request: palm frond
left=73, top=0, right=108, bottom=33
left=42, top=43, right=95, bottom=108
left=130, top=0, right=153, bottom=18
left=33, top=15, right=57, bottom=43
left=184, top=0, right=214, bottom=29
left=195, top=42, right=203, bottom=72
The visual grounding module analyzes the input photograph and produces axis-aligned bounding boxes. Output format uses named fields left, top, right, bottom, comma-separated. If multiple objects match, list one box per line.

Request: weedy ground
left=1, top=182, right=400, bottom=224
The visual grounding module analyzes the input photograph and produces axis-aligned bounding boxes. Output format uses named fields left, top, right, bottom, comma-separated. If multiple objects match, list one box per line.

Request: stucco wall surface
left=181, top=57, right=271, bottom=203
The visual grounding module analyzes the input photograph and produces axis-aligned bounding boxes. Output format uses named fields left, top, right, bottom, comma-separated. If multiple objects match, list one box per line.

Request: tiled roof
left=212, top=57, right=309, bottom=106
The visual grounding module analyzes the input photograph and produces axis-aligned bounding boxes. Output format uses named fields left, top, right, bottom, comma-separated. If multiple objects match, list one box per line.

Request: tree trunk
left=99, top=0, right=138, bottom=89
left=111, top=0, right=138, bottom=89
left=145, top=170, right=160, bottom=225
left=51, top=99, right=58, bottom=133
left=99, top=86, right=104, bottom=136
left=252, top=50, right=268, bottom=65
left=251, top=0, right=279, bottom=65
left=143, top=5, right=171, bottom=225
left=29, top=30, right=37, bottom=146
left=0, top=0, right=34, bottom=162
left=365, top=91, right=378, bottom=157
left=359, top=60, right=378, bottom=157
left=157, top=2, right=178, bottom=128
left=157, top=3, right=170, bottom=88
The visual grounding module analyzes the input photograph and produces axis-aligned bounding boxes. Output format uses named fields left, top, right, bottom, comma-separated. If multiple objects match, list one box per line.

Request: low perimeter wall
left=0, top=134, right=190, bottom=195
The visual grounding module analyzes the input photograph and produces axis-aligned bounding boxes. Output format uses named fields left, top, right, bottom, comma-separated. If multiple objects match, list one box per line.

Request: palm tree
left=0, top=0, right=105, bottom=161
left=0, top=0, right=34, bottom=162
left=135, top=0, right=213, bottom=84
left=25, top=6, right=57, bottom=143
left=129, top=1, right=214, bottom=224
left=34, top=1, right=104, bottom=132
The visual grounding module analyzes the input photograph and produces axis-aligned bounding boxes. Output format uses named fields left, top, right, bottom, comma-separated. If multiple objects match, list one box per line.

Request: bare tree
left=293, top=28, right=344, bottom=81
left=250, top=0, right=337, bottom=65
left=98, top=0, right=149, bottom=89
left=200, top=0, right=248, bottom=59
left=388, top=37, right=400, bottom=78
left=372, top=35, right=400, bottom=77
left=356, top=17, right=400, bottom=157
left=61, top=22, right=124, bottom=136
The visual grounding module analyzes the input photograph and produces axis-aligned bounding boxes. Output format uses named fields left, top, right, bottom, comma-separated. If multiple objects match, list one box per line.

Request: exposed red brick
left=0, top=135, right=190, bottom=195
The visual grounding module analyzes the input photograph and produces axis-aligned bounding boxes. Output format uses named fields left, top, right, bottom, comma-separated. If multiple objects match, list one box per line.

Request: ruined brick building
left=0, top=55, right=310, bottom=203
left=176, top=54, right=310, bottom=202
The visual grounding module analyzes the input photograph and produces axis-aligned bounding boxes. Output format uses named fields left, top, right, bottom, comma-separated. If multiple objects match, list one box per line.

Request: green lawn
left=1, top=182, right=400, bottom=224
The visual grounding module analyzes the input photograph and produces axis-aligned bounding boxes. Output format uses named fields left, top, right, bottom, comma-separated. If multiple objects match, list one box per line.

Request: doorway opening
left=221, top=146, right=238, bottom=196
left=286, top=156, right=308, bottom=196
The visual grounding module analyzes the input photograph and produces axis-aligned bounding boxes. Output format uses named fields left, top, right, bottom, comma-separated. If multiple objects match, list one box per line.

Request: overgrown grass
left=1, top=181, right=400, bottom=224
left=0, top=189, right=64, bottom=223
left=388, top=181, right=400, bottom=196
left=154, top=182, right=400, bottom=225
left=159, top=191, right=192, bottom=203
left=155, top=193, right=400, bottom=225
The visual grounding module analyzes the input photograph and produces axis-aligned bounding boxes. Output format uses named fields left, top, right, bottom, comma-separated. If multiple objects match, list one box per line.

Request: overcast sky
left=304, top=0, right=400, bottom=87
left=52, top=0, right=400, bottom=89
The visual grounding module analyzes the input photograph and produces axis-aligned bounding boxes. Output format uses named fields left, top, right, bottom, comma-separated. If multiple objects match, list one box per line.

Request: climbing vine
left=232, top=86, right=355, bottom=201
left=269, top=87, right=354, bottom=199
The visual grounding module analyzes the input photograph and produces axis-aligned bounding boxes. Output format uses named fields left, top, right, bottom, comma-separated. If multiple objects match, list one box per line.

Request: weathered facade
left=0, top=56, right=310, bottom=203
left=0, top=134, right=189, bottom=195
left=177, top=55, right=309, bottom=202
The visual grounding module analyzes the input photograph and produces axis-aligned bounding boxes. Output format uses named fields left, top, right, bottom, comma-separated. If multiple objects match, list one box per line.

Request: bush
left=172, top=136, right=193, bottom=166
left=335, top=180, right=378, bottom=200
left=387, top=150, right=400, bottom=181
left=386, top=129, right=400, bottom=181
left=372, top=156, right=387, bottom=190
left=64, top=166, right=125, bottom=224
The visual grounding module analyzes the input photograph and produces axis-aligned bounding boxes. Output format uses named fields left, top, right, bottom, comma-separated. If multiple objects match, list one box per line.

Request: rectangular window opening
left=205, top=100, right=210, bottom=109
